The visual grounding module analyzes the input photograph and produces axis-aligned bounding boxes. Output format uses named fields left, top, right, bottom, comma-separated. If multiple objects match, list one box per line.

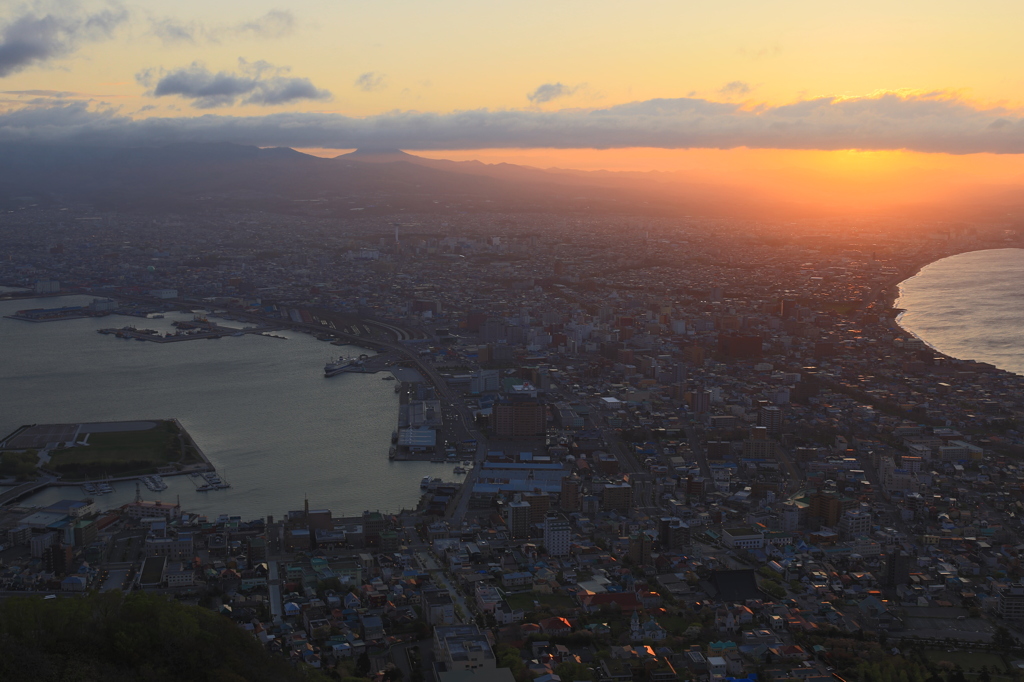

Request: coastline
left=882, top=246, right=1024, bottom=377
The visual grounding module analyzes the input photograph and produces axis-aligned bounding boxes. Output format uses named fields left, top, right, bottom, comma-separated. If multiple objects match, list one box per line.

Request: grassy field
left=922, top=650, right=1008, bottom=673
left=47, top=421, right=202, bottom=480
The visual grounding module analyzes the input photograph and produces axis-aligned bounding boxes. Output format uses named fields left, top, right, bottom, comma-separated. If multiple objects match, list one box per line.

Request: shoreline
left=882, top=246, right=1024, bottom=378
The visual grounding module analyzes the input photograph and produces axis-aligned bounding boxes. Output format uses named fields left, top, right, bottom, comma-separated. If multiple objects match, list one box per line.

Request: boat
left=81, top=483, right=98, bottom=495
left=97, top=482, right=114, bottom=494
left=391, top=430, right=398, bottom=443
left=389, top=445, right=397, bottom=459
left=324, top=356, right=359, bottom=377
left=382, top=375, right=396, bottom=381
left=420, top=476, right=431, bottom=488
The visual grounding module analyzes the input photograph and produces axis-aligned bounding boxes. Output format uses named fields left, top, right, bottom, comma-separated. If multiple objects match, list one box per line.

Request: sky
left=3, top=0, right=1024, bottom=213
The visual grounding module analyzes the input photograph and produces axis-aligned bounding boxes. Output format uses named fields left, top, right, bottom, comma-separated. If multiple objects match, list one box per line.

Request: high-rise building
left=999, top=583, right=1024, bottom=620
left=884, top=549, right=911, bottom=587
left=543, top=514, right=571, bottom=557
left=494, top=397, right=546, bottom=438
left=628, top=531, right=654, bottom=565
left=602, top=482, right=632, bottom=512
left=559, top=476, right=580, bottom=512
left=807, top=491, right=854, bottom=528
left=838, top=508, right=872, bottom=539
left=757, top=405, right=782, bottom=436
left=523, top=491, right=551, bottom=525
left=505, top=496, right=532, bottom=539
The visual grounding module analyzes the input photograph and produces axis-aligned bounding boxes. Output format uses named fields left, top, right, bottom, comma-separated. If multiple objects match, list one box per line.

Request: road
left=417, top=552, right=474, bottom=623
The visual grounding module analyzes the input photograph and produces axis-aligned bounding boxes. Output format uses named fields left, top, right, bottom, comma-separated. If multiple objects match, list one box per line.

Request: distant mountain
left=0, top=142, right=693, bottom=216
left=1, top=142, right=1017, bottom=219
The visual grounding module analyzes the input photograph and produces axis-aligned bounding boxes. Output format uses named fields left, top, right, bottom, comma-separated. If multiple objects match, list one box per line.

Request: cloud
left=139, top=60, right=331, bottom=108
left=527, top=82, right=579, bottom=104
left=0, top=3, right=127, bottom=78
left=3, top=91, right=1024, bottom=155
left=355, top=72, right=385, bottom=92
left=151, top=10, right=295, bottom=45
left=236, top=10, right=294, bottom=39
left=151, top=18, right=199, bottom=45
left=720, top=81, right=751, bottom=96
left=2, top=89, right=78, bottom=97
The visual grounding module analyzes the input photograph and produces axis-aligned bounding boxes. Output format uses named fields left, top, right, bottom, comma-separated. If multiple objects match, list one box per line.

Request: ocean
left=0, top=294, right=456, bottom=520
left=896, top=248, right=1024, bottom=377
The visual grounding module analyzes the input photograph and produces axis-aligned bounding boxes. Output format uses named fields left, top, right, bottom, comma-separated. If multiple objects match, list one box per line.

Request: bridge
left=0, top=474, right=56, bottom=506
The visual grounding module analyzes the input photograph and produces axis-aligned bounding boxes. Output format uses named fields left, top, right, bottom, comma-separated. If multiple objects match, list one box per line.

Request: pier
left=97, top=323, right=285, bottom=343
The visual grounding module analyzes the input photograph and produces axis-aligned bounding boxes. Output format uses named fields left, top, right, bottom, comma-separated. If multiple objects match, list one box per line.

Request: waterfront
left=0, top=294, right=462, bottom=519
left=896, top=248, right=1024, bottom=377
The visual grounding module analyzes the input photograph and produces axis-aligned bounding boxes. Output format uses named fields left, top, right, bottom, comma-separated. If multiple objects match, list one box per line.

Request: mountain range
left=0, top=142, right=1020, bottom=220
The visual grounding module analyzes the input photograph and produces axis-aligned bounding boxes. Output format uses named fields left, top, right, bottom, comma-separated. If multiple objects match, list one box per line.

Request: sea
left=896, top=248, right=1024, bottom=377
left=0, top=292, right=458, bottom=520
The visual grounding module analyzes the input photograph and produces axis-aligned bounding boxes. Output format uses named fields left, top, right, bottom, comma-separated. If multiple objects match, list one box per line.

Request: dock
left=97, top=323, right=285, bottom=343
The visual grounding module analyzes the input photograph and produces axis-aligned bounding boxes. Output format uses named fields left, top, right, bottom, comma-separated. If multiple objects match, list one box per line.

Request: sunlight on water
left=896, top=248, right=1024, bottom=377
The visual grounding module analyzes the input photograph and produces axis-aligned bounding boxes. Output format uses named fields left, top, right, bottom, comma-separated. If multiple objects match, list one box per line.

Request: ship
left=324, top=356, right=359, bottom=377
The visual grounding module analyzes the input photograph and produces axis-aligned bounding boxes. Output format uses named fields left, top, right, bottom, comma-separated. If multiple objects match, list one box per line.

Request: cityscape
left=4, top=0, right=1024, bottom=681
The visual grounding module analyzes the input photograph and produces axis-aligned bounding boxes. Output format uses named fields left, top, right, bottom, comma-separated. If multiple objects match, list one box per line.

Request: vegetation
left=46, top=421, right=202, bottom=480
left=0, top=591, right=330, bottom=682
left=759, top=579, right=786, bottom=599
left=496, top=644, right=532, bottom=682
left=0, top=450, right=39, bottom=480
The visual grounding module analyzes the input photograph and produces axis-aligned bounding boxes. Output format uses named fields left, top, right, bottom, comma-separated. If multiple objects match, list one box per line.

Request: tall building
left=743, top=427, right=776, bottom=458
left=807, top=491, right=855, bottom=528
left=602, top=482, right=632, bottom=512
left=884, top=549, right=911, bottom=587
left=628, top=531, right=654, bottom=565
left=504, top=496, right=532, bottom=539
left=523, top=491, right=551, bottom=525
left=838, top=508, right=872, bottom=539
left=494, top=397, right=546, bottom=438
left=543, top=514, right=571, bottom=557
left=999, top=583, right=1024, bottom=620
left=559, top=476, right=580, bottom=512
left=757, top=405, right=782, bottom=436
left=629, top=472, right=655, bottom=507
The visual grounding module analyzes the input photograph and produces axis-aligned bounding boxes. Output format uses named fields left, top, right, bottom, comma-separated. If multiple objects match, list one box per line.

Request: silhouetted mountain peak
left=338, top=148, right=419, bottom=162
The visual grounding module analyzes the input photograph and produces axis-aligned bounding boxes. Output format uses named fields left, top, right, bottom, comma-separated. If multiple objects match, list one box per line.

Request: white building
left=722, top=528, right=764, bottom=550
left=543, top=514, right=571, bottom=557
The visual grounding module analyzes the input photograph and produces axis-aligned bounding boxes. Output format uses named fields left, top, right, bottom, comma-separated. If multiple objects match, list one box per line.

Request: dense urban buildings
left=2, top=203, right=1024, bottom=681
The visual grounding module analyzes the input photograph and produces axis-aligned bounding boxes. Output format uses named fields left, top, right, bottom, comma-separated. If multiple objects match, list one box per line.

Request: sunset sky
left=3, top=0, right=1024, bottom=212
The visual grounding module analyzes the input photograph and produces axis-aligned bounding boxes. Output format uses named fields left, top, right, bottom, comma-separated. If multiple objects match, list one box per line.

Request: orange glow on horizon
left=295, top=146, right=1024, bottom=216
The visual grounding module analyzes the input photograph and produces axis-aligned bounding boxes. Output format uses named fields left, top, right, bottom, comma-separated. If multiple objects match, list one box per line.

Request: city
left=2, top=202, right=1024, bottom=681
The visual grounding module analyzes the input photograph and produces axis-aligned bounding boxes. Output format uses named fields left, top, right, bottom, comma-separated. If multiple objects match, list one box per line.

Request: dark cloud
left=527, top=82, right=579, bottom=103
left=2, top=89, right=78, bottom=97
left=151, top=10, right=295, bottom=45
left=0, top=3, right=127, bottom=78
left=720, top=81, right=751, bottom=96
left=3, top=92, right=1024, bottom=155
left=139, top=60, right=331, bottom=108
left=355, top=72, right=385, bottom=92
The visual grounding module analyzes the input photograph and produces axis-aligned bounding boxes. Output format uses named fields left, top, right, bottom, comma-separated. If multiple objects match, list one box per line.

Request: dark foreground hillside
left=0, top=591, right=329, bottom=682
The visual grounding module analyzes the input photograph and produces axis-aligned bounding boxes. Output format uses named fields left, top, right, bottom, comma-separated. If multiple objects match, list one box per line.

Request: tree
left=993, top=626, right=1016, bottom=654
left=355, top=651, right=371, bottom=677
left=760, top=579, right=786, bottom=599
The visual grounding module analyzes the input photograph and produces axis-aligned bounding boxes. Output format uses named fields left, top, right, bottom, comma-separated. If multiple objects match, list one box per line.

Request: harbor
left=98, top=316, right=285, bottom=343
